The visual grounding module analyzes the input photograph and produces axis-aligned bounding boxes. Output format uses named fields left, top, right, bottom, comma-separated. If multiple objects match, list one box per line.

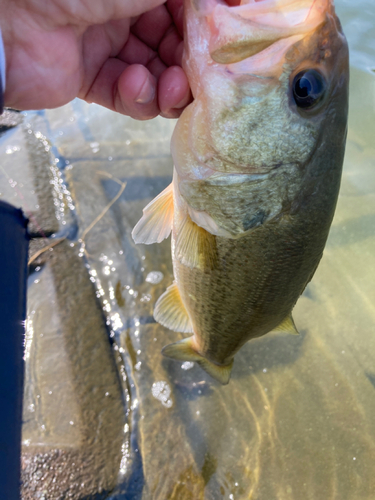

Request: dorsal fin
left=162, top=337, right=233, bottom=385
left=154, top=282, right=193, bottom=334
left=175, top=214, right=218, bottom=270
left=270, top=314, right=299, bottom=335
left=132, top=183, right=173, bottom=244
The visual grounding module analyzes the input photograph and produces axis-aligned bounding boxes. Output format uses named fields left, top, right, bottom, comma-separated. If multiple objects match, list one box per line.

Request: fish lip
left=205, top=0, right=332, bottom=70
left=203, top=0, right=330, bottom=17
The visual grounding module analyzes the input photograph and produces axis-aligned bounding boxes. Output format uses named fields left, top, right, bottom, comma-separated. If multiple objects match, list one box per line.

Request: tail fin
left=162, top=337, right=233, bottom=385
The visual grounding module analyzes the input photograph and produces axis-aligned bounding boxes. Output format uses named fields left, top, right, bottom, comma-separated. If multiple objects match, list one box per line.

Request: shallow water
left=0, top=1, right=374, bottom=498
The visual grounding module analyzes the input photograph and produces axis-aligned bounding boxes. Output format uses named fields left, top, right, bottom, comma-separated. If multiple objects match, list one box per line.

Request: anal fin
left=162, top=337, right=233, bottom=385
left=154, top=282, right=193, bottom=334
left=175, top=214, right=218, bottom=270
left=270, top=314, right=299, bottom=335
left=132, top=183, right=173, bottom=244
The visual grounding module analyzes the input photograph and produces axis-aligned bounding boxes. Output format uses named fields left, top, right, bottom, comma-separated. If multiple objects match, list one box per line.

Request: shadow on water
left=173, top=376, right=215, bottom=401
left=233, top=329, right=308, bottom=379
left=164, top=327, right=307, bottom=386
left=302, top=284, right=319, bottom=301
left=166, top=328, right=307, bottom=389
left=155, top=328, right=307, bottom=498
left=364, top=372, right=375, bottom=390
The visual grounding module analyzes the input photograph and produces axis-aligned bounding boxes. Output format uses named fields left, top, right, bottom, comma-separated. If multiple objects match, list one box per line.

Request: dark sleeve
left=0, top=202, right=29, bottom=500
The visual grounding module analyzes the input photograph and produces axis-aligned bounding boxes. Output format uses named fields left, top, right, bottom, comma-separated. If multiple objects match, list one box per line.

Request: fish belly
left=173, top=208, right=327, bottom=367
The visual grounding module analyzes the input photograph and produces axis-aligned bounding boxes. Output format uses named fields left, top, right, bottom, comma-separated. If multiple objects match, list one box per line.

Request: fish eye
left=292, top=69, right=326, bottom=109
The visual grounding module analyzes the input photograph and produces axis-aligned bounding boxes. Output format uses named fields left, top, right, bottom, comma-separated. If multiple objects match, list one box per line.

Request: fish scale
left=132, top=0, right=349, bottom=384
left=174, top=213, right=323, bottom=365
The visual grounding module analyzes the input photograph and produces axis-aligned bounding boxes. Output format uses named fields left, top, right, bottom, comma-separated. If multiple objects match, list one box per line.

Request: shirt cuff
left=0, top=29, right=6, bottom=115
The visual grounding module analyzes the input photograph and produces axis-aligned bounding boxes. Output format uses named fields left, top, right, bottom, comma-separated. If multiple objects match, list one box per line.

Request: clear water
left=0, top=1, right=374, bottom=498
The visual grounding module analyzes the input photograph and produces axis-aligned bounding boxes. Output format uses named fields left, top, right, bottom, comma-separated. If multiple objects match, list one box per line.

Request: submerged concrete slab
left=0, top=113, right=74, bottom=237
left=22, top=242, right=125, bottom=499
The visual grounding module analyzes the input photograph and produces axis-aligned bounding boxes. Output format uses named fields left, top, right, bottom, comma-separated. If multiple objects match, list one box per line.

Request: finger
left=82, top=57, right=127, bottom=109
left=80, top=24, right=123, bottom=99
left=25, top=0, right=170, bottom=32
left=121, top=0, right=167, bottom=18
left=158, top=26, right=184, bottom=67
left=82, top=60, right=159, bottom=120
left=112, top=0, right=167, bottom=19
left=116, top=64, right=160, bottom=119
left=147, top=57, right=168, bottom=80
left=117, top=33, right=156, bottom=66
left=166, top=0, right=184, bottom=37
left=131, top=4, right=173, bottom=50
left=158, top=66, right=192, bottom=118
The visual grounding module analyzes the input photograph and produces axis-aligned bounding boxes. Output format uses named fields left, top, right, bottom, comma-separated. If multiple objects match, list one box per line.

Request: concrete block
left=22, top=242, right=125, bottom=499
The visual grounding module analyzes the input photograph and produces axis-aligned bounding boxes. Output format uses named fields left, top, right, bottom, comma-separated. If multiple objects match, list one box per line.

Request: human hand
left=0, top=0, right=191, bottom=119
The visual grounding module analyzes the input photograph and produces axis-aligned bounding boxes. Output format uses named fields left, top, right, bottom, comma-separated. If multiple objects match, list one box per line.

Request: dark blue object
left=0, top=201, right=29, bottom=499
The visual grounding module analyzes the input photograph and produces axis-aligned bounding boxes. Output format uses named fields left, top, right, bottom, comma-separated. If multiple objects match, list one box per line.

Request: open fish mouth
left=197, top=0, right=331, bottom=71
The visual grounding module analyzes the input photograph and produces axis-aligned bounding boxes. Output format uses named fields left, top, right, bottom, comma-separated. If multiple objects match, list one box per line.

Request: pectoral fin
left=132, top=183, right=173, bottom=244
left=175, top=214, right=218, bottom=270
left=162, top=337, right=233, bottom=385
left=270, top=314, right=299, bottom=335
left=154, top=282, right=193, bottom=334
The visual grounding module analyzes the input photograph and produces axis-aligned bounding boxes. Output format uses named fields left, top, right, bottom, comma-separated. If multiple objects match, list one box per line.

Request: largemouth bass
left=133, top=0, right=349, bottom=384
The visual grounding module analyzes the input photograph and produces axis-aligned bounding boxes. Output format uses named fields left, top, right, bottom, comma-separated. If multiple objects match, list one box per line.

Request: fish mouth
left=206, top=0, right=332, bottom=67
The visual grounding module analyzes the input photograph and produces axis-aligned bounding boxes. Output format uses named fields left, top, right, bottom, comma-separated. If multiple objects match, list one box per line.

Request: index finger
left=131, top=4, right=173, bottom=50
left=166, top=0, right=184, bottom=37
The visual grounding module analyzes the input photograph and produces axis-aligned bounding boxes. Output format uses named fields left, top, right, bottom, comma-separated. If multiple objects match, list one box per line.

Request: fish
left=132, top=0, right=349, bottom=384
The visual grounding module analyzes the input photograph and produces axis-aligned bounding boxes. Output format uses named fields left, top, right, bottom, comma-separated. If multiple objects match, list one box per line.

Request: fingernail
left=134, top=75, right=155, bottom=104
